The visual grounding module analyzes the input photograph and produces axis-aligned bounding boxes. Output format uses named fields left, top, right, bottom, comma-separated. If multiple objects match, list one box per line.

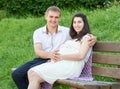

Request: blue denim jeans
left=12, top=58, right=49, bottom=89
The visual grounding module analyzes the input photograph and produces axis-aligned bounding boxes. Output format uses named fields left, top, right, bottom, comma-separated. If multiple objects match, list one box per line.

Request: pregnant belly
left=59, top=48, right=79, bottom=55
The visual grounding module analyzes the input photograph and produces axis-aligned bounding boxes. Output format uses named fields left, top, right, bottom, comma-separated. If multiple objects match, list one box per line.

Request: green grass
left=0, top=4, right=120, bottom=89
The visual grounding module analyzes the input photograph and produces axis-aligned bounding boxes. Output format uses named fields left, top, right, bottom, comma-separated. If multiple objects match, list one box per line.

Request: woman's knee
left=27, top=69, right=35, bottom=78
left=27, top=69, right=39, bottom=80
left=27, top=69, right=45, bottom=83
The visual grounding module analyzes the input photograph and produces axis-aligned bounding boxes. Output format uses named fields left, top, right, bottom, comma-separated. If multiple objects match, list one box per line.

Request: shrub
left=0, top=10, right=7, bottom=20
left=0, top=0, right=117, bottom=16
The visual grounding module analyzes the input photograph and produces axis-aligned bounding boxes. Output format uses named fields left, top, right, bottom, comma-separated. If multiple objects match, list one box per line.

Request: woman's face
left=73, top=17, right=84, bottom=34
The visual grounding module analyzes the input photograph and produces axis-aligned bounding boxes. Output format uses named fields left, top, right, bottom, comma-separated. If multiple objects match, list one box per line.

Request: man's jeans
left=12, top=58, right=49, bottom=89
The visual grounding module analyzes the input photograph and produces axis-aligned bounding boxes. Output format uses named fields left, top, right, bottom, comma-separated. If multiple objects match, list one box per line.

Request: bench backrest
left=92, top=42, right=120, bottom=81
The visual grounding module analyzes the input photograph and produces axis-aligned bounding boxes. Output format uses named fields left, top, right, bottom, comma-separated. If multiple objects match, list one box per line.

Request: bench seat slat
left=93, top=54, right=120, bottom=65
left=55, top=80, right=119, bottom=89
left=93, top=42, right=120, bottom=52
left=55, top=79, right=85, bottom=89
left=105, top=82, right=120, bottom=89
left=92, top=66, right=120, bottom=79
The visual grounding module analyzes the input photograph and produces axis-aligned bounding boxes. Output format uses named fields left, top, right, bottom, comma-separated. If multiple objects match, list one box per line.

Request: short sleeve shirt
left=33, top=25, right=70, bottom=52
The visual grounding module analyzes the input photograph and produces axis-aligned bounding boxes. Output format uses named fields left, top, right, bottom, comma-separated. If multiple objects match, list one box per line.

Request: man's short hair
left=45, top=6, right=61, bottom=16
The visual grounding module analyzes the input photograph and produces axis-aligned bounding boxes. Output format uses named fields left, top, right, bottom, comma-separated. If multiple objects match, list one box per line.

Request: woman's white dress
left=31, top=35, right=92, bottom=84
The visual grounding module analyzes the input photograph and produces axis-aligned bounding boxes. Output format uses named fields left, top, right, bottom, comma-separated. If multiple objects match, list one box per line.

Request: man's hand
left=51, top=50, right=63, bottom=62
left=87, top=34, right=97, bottom=47
left=48, top=50, right=61, bottom=62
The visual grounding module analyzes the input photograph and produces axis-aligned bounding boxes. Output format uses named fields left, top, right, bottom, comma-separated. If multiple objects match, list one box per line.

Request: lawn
left=0, top=4, right=120, bottom=89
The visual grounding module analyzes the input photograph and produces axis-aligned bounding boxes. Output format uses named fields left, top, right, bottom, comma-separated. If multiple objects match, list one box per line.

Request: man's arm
left=34, top=43, right=56, bottom=59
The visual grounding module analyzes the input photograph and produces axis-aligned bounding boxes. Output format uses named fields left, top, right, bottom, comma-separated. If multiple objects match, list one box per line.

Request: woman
left=27, top=13, right=94, bottom=89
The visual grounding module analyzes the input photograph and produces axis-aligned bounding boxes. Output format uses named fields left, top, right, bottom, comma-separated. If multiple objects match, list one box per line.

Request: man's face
left=45, top=11, right=60, bottom=28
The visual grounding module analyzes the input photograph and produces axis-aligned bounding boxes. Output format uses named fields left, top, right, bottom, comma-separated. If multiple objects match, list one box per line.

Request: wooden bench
left=54, top=42, right=120, bottom=89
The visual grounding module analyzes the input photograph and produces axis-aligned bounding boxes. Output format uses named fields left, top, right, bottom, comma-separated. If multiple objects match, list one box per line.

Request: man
left=12, top=6, right=96, bottom=89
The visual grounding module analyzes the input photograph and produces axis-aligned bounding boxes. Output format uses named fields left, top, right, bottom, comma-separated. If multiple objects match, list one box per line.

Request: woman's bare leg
left=27, top=69, right=44, bottom=89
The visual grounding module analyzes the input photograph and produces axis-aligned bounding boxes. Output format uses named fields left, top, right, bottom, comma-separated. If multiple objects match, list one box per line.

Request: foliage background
left=0, top=1, right=120, bottom=89
left=0, top=0, right=117, bottom=16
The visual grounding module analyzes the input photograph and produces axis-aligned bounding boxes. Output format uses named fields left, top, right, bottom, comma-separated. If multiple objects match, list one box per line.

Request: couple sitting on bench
left=12, top=6, right=96, bottom=89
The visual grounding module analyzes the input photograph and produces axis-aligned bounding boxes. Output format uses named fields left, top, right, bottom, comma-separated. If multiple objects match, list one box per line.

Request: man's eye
left=50, top=16, right=53, bottom=18
left=55, top=17, right=59, bottom=19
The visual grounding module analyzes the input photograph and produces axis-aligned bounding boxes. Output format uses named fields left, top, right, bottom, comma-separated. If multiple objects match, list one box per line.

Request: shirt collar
left=42, top=25, right=62, bottom=34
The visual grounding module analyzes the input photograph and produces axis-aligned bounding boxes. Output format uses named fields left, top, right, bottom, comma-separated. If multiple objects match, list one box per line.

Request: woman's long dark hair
left=70, top=13, right=91, bottom=41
